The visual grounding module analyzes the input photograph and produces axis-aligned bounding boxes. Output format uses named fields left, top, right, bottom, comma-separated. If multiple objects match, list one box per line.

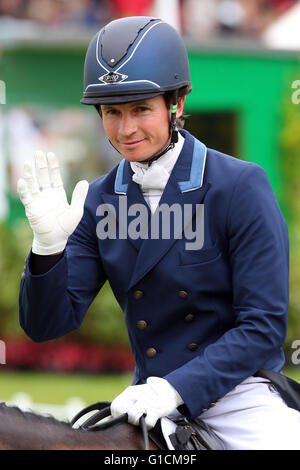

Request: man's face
left=101, top=95, right=171, bottom=162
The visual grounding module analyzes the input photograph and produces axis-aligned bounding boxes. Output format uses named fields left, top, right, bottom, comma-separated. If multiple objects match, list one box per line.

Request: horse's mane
left=0, top=402, right=154, bottom=450
left=0, top=401, right=80, bottom=449
left=0, top=401, right=70, bottom=427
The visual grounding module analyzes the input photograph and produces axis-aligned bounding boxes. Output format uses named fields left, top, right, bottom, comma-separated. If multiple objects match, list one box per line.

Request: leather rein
left=70, top=401, right=150, bottom=450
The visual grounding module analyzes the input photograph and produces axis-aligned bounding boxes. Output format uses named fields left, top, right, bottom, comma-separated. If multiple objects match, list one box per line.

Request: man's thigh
left=199, top=377, right=300, bottom=450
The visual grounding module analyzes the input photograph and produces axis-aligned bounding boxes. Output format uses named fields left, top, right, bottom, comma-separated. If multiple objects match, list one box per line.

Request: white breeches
left=161, top=376, right=300, bottom=450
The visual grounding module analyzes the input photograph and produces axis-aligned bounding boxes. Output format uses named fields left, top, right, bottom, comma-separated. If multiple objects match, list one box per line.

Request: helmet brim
left=80, top=91, right=164, bottom=106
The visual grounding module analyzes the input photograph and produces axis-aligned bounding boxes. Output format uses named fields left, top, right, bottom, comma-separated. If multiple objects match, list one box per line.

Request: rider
left=18, top=16, right=300, bottom=449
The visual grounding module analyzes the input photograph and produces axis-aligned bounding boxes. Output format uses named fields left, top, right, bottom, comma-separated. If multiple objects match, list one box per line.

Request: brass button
left=21, top=272, right=25, bottom=280
left=137, top=320, right=148, bottom=330
left=188, top=343, right=198, bottom=351
left=185, top=314, right=194, bottom=323
left=133, top=290, right=144, bottom=299
left=210, top=402, right=216, bottom=407
left=178, top=290, right=188, bottom=299
left=201, top=408, right=208, bottom=413
left=146, top=348, right=157, bottom=358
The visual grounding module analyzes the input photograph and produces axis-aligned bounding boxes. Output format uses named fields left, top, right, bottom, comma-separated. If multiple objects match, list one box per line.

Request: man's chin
left=121, top=149, right=154, bottom=163
left=122, top=154, right=151, bottom=163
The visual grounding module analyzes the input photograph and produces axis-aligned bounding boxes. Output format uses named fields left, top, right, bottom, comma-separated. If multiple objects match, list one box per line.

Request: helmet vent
left=101, top=17, right=156, bottom=67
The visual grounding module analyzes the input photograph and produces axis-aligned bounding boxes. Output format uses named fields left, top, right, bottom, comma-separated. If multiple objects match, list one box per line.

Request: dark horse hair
left=0, top=402, right=80, bottom=450
left=0, top=402, right=157, bottom=450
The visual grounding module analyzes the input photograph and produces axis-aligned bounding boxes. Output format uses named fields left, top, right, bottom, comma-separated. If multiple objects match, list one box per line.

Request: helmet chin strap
left=131, top=90, right=179, bottom=165
left=139, top=130, right=178, bottom=166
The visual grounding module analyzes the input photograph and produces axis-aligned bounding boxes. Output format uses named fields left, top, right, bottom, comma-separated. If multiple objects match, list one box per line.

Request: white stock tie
left=131, top=162, right=170, bottom=191
left=130, top=133, right=185, bottom=213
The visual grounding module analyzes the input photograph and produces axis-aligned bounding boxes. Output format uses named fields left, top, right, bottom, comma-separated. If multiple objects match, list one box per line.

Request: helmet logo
left=99, top=71, right=128, bottom=84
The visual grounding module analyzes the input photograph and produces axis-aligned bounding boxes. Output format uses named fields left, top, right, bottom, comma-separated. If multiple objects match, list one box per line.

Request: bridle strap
left=70, top=401, right=150, bottom=450
left=140, top=415, right=150, bottom=450
left=70, top=400, right=110, bottom=426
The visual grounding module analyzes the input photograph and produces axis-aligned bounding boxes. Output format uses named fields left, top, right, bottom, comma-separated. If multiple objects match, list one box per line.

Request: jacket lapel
left=128, top=131, right=210, bottom=290
left=100, top=159, right=151, bottom=252
left=101, top=131, right=210, bottom=289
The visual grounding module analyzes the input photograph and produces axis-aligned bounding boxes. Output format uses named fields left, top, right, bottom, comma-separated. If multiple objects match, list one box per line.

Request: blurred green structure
left=1, top=41, right=300, bottom=358
left=1, top=42, right=300, bottom=214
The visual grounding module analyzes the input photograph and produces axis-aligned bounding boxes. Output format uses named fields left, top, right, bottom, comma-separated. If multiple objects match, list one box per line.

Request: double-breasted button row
left=133, top=290, right=144, bottom=299
left=137, top=315, right=195, bottom=330
left=145, top=343, right=199, bottom=358
left=146, top=347, right=157, bottom=358
left=178, top=290, right=188, bottom=299
left=185, top=313, right=194, bottom=322
left=137, top=320, right=148, bottom=330
left=134, top=290, right=189, bottom=299
left=134, top=289, right=189, bottom=300
left=201, top=402, right=217, bottom=413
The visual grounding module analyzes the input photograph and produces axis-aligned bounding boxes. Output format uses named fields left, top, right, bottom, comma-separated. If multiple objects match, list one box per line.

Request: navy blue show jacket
left=19, top=129, right=289, bottom=419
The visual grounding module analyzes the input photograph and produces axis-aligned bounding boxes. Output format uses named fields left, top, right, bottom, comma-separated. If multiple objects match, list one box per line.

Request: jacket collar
left=114, top=129, right=207, bottom=195
left=101, top=130, right=210, bottom=289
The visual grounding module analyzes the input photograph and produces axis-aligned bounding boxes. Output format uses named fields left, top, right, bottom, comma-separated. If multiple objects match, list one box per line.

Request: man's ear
left=176, top=96, right=186, bottom=118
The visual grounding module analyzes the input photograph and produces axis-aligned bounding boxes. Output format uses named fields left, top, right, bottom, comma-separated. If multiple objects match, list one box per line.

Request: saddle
left=254, top=369, right=300, bottom=412
left=70, top=401, right=225, bottom=450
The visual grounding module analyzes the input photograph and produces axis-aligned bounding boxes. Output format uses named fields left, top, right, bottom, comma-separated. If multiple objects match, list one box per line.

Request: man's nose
left=119, top=113, right=137, bottom=136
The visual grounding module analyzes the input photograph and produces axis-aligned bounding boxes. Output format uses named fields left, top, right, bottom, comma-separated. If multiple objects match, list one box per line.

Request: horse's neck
left=0, top=405, right=157, bottom=450
left=0, top=417, right=99, bottom=450
left=0, top=405, right=85, bottom=450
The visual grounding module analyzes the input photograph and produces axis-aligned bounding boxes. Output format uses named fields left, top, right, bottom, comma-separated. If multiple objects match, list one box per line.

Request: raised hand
left=17, top=151, right=89, bottom=255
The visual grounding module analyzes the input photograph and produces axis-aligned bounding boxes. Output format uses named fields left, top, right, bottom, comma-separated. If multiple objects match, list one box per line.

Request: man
left=17, top=16, right=300, bottom=449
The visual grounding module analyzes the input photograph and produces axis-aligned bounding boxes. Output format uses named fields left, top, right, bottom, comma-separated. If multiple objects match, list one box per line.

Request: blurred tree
left=0, top=219, right=129, bottom=346
left=280, top=76, right=300, bottom=359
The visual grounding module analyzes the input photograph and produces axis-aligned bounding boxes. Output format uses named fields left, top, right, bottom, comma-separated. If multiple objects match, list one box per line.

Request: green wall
left=1, top=43, right=300, bottom=205
left=185, top=48, right=300, bottom=203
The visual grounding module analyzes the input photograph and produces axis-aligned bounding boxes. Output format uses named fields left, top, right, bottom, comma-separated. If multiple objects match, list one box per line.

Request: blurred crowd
left=0, top=0, right=298, bottom=40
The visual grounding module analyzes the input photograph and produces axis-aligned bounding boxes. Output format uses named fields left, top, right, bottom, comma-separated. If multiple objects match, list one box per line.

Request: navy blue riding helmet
left=80, top=16, right=192, bottom=154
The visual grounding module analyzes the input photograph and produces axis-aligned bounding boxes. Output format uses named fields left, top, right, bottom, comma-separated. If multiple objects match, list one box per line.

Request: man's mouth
left=122, top=139, right=145, bottom=147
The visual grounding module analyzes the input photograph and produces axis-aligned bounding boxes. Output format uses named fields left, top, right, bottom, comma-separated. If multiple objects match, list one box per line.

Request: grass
left=0, top=367, right=299, bottom=406
left=283, top=367, right=300, bottom=382
left=0, top=370, right=132, bottom=404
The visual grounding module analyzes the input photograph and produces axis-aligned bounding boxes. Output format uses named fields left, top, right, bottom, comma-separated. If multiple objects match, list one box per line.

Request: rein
left=70, top=401, right=150, bottom=450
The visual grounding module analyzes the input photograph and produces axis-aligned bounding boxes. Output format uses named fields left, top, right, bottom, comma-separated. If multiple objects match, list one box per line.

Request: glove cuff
left=146, top=377, right=184, bottom=407
left=32, top=238, right=67, bottom=256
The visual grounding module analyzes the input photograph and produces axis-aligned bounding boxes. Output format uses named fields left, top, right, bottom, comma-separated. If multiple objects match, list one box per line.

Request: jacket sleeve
left=165, top=163, right=289, bottom=418
left=19, top=194, right=106, bottom=342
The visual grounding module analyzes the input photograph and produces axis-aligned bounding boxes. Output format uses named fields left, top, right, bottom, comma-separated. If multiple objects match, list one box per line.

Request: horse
left=0, top=402, right=159, bottom=450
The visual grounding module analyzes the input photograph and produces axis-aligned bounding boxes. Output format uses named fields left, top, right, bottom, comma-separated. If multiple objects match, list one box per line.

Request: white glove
left=17, top=150, right=89, bottom=255
left=111, top=377, right=184, bottom=429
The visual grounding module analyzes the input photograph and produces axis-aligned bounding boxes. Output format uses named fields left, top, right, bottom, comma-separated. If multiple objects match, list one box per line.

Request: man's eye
left=104, top=108, right=118, bottom=115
